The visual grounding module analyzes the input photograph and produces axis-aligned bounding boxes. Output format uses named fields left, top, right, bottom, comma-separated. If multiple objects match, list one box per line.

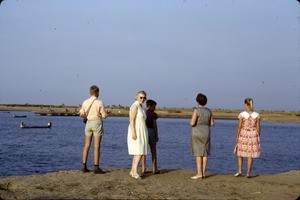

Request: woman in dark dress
left=190, top=93, right=215, bottom=179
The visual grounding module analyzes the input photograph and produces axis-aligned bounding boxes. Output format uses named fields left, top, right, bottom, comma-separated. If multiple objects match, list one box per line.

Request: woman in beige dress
left=127, top=91, right=148, bottom=179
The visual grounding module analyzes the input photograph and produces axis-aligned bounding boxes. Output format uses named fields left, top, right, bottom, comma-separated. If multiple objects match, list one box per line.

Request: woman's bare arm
left=129, top=105, right=138, bottom=140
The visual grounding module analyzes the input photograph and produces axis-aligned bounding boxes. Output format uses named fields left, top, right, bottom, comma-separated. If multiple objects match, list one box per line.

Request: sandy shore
left=0, top=105, right=299, bottom=123
left=0, top=169, right=299, bottom=199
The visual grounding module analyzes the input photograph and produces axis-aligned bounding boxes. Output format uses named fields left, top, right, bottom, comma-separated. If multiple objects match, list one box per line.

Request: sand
left=0, top=169, right=299, bottom=199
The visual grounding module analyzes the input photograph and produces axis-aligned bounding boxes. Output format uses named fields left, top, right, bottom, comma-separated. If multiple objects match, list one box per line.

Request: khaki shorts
left=85, top=120, right=103, bottom=136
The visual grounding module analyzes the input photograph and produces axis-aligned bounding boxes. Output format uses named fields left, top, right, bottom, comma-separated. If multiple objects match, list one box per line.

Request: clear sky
left=0, top=0, right=299, bottom=111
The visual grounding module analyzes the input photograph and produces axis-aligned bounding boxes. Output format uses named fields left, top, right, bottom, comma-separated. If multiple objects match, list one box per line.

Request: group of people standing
left=189, top=95, right=261, bottom=179
left=79, top=85, right=261, bottom=180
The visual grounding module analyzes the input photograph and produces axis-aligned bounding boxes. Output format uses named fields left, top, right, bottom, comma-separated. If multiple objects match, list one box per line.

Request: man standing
left=80, top=85, right=107, bottom=174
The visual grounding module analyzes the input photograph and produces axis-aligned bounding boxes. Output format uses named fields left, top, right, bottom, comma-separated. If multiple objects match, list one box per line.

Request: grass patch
left=35, top=184, right=54, bottom=191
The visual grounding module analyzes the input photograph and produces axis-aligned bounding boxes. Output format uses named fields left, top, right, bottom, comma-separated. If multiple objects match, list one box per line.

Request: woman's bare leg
left=202, top=156, right=208, bottom=178
left=132, top=155, right=142, bottom=174
left=196, top=156, right=203, bottom=176
left=237, top=156, right=243, bottom=174
left=246, top=157, right=253, bottom=177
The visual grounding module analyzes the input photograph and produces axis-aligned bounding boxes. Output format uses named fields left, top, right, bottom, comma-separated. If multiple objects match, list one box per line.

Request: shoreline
left=0, top=169, right=299, bottom=199
left=0, top=104, right=299, bottom=124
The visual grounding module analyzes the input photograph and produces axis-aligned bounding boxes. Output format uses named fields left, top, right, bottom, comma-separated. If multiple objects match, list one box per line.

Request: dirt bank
left=0, top=169, right=299, bottom=199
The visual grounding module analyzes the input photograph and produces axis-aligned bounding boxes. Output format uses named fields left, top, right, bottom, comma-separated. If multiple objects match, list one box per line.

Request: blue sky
left=0, top=0, right=299, bottom=111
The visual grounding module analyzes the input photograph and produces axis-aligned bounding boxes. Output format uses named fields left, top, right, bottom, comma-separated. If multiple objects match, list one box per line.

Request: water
left=0, top=111, right=299, bottom=177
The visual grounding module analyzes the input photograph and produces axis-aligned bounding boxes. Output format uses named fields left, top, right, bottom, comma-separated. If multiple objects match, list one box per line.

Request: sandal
left=131, top=172, right=141, bottom=179
left=234, top=172, right=242, bottom=177
left=245, top=174, right=251, bottom=178
left=191, top=175, right=203, bottom=180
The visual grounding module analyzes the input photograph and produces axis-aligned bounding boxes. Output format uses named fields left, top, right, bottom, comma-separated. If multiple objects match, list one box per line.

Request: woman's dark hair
left=196, top=93, right=207, bottom=106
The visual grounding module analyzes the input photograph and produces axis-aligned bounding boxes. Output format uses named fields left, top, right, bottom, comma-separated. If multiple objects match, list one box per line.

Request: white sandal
left=234, top=172, right=242, bottom=177
left=131, top=172, right=141, bottom=179
left=191, top=175, right=203, bottom=179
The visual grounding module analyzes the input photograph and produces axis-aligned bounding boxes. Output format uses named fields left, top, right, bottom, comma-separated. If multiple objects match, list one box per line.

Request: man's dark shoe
left=81, top=167, right=91, bottom=173
left=94, top=168, right=106, bottom=174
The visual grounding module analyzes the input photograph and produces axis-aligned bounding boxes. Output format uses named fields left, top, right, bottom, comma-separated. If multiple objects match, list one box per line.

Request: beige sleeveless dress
left=127, top=101, right=148, bottom=155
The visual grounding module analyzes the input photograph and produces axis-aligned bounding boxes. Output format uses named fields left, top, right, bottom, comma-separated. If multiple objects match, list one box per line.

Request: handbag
left=83, top=99, right=96, bottom=124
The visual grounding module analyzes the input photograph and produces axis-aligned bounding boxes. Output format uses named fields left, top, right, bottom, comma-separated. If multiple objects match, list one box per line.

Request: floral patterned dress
left=236, top=111, right=261, bottom=158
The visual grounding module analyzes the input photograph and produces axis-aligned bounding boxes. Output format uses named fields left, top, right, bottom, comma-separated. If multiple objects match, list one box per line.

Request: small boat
left=13, top=114, right=27, bottom=118
left=20, top=122, right=52, bottom=129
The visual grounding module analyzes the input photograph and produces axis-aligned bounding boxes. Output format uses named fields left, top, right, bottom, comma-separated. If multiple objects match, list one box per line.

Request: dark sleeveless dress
left=191, top=107, right=212, bottom=157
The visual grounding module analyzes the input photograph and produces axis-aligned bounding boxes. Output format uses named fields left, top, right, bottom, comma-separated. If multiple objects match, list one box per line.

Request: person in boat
left=79, top=85, right=107, bottom=174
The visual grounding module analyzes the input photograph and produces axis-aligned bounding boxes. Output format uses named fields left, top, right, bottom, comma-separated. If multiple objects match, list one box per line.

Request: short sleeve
left=98, top=100, right=107, bottom=118
left=238, top=112, right=243, bottom=119
left=153, top=112, right=159, bottom=120
left=252, top=112, right=260, bottom=119
left=79, top=100, right=87, bottom=116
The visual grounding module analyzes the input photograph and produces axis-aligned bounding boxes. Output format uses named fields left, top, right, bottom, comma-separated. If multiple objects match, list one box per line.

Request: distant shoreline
left=0, top=104, right=299, bottom=124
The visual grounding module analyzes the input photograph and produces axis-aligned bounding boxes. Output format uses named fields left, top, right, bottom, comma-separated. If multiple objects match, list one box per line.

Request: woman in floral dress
left=234, top=98, right=261, bottom=178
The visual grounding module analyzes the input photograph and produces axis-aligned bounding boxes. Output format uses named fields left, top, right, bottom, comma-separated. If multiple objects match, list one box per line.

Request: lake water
left=0, top=111, right=299, bottom=177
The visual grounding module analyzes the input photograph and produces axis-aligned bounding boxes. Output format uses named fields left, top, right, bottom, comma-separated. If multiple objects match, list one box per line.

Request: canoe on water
left=13, top=114, right=27, bottom=118
left=20, top=122, right=52, bottom=129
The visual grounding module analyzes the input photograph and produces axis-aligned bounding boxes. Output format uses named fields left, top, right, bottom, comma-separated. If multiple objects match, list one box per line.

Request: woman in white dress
left=127, top=91, right=148, bottom=179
